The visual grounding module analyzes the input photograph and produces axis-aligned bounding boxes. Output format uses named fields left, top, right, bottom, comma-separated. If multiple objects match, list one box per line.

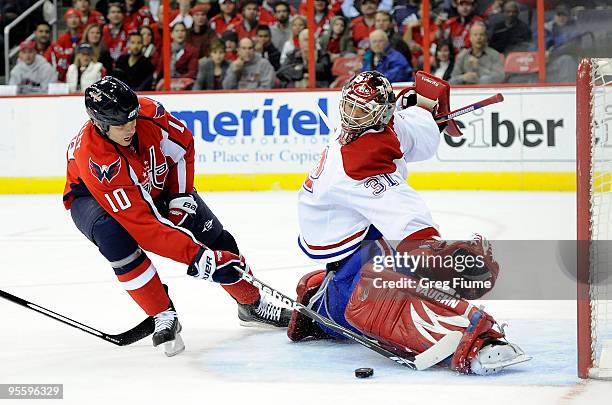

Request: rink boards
left=0, top=86, right=580, bottom=193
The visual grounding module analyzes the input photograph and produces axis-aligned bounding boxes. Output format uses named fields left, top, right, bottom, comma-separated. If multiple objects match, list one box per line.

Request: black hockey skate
left=238, top=294, right=291, bottom=328
left=152, top=307, right=185, bottom=357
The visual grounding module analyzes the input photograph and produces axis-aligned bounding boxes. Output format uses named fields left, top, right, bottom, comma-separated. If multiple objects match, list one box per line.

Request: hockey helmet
left=85, top=77, right=139, bottom=130
left=339, top=71, right=396, bottom=144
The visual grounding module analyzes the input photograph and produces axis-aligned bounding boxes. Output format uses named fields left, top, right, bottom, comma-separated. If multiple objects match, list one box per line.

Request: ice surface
left=1, top=191, right=610, bottom=404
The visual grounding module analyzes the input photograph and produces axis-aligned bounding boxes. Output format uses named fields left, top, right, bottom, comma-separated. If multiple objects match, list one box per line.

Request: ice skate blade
left=239, top=319, right=283, bottom=329
left=160, top=333, right=185, bottom=357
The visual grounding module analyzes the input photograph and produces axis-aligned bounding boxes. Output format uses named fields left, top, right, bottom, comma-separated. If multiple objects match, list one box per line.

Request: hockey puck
left=355, top=367, right=374, bottom=378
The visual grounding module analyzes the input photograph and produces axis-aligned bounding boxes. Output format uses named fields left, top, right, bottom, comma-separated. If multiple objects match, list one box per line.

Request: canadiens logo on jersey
left=89, top=157, right=121, bottom=183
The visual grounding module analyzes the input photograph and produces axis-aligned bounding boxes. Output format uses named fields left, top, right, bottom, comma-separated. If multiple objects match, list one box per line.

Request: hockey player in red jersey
left=288, top=71, right=530, bottom=374
left=64, top=77, right=290, bottom=356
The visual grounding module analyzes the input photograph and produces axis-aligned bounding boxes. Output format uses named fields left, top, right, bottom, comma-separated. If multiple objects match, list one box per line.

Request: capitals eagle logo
left=89, top=157, right=122, bottom=183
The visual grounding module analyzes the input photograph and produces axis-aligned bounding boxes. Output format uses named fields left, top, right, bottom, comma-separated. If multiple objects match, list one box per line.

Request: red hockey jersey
left=63, top=97, right=202, bottom=265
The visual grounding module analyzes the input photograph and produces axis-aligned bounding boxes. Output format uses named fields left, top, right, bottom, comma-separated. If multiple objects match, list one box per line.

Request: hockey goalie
left=290, top=71, right=530, bottom=374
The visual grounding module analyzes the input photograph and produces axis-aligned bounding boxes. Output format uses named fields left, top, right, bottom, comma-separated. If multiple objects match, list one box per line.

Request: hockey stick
left=434, top=93, right=504, bottom=123
left=0, top=289, right=154, bottom=346
left=234, top=267, right=462, bottom=371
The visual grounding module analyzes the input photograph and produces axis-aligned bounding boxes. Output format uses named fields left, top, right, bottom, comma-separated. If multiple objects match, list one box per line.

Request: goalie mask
left=339, top=71, right=396, bottom=145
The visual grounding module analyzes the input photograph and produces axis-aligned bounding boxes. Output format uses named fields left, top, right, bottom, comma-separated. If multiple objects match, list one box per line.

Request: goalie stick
left=0, top=289, right=154, bottom=346
left=434, top=93, right=504, bottom=124
left=234, top=267, right=462, bottom=371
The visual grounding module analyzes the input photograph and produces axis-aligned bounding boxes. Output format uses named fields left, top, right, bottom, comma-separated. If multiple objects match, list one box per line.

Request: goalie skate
left=469, top=341, right=532, bottom=375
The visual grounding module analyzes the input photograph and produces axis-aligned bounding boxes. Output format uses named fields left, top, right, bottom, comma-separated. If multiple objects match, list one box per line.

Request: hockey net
left=577, top=58, right=612, bottom=379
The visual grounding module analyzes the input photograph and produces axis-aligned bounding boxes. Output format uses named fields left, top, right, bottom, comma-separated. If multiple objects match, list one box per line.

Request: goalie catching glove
left=396, top=71, right=462, bottom=136
left=187, top=248, right=247, bottom=284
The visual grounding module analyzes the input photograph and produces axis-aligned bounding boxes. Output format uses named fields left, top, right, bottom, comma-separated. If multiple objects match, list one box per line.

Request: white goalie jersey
left=298, top=106, right=441, bottom=264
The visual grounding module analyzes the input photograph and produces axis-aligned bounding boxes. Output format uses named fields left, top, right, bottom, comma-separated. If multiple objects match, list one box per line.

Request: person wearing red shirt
left=124, top=0, right=153, bottom=29
left=350, top=0, right=378, bottom=52
left=169, top=0, right=194, bottom=29
left=75, top=0, right=106, bottom=27
left=33, top=22, right=52, bottom=56
left=443, top=0, right=483, bottom=53
left=259, top=0, right=277, bottom=25
left=209, top=0, right=243, bottom=35
left=234, top=0, right=259, bottom=40
left=187, top=4, right=219, bottom=58
left=45, top=8, right=83, bottom=82
left=103, top=2, right=133, bottom=62
left=155, top=22, right=199, bottom=80
left=65, top=77, right=291, bottom=355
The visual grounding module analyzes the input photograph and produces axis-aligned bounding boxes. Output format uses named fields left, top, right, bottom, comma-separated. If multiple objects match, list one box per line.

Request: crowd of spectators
left=2, top=0, right=610, bottom=94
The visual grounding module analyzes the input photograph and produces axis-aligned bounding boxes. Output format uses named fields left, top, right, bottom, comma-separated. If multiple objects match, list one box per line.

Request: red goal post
left=576, top=58, right=612, bottom=380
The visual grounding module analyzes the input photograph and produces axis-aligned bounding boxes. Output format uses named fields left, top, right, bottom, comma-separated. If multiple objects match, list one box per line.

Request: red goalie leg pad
left=345, top=266, right=503, bottom=372
left=287, top=270, right=329, bottom=341
left=116, top=258, right=170, bottom=316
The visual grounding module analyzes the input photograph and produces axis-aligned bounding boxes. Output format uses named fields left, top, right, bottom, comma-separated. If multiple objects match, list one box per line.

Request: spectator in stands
left=139, top=25, right=157, bottom=61
left=374, top=10, right=412, bottom=64
left=159, top=22, right=199, bottom=80
left=542, top=5, right=580, bottom=83
left=312, top=0, right=334, bottom=35
left=170, top=0, right=194, bottom=29
left=543, top=5, right=580, bottom=50
left=342, top=0, right=392, bottom=19
left=319, top=16, right=355, bottom=63
left=362, top=29, right=413, bottom=83
left=74, top=0, right=106, bottom=27
left=75, top=0, right=106, bottom=27
left=259, top=0, right=277, bottom=25
left=255, top=25, right=280, bottom=70
left=33, top=22, right=52, bottom=55
left=443, top=0, right=483, bottom=53
left=10, top=41, right=57, bottom=94
left=221, top=30, right=239, bottom=61
left=277, top=28, right=332, bottom=88
left=124, top=0, right=153, bottom=29
left=194, top=40, right=230, bottom=90
left=62, top=8, right=84, bottom=48
left=351, top=0, right=379, bottom=53
left=103, top=2, right=131, bottom=62
left=150, top=5, right=165, bottom=51
left=402, top=1, right=445, bottom=69
left=280, top=15, right=306, bottom=64
left=432, top=39, right=454, bottom=80
left=270, top=1, right=291, bottom=52
left=392, top=0, right=419, bottom=34
left=187, top=4, right=219, bottom=58
left=223, top=37, right=276, bottom=89
left=449, top=22, right=504, bottom=84
left=44, top=8, right=83, bottom=82
left=82, top=23, right=114, bottom=73
left=114, top=32, right=155, bottom=90
left=482, top=0, right=505, bottom=19
left=66, top=43, right=105, bottom=93
left=488, top=0, right=531, bottom=54
left=235, top=0, right=259, bottom=39
left=210, top=0, right=242, bottom=35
